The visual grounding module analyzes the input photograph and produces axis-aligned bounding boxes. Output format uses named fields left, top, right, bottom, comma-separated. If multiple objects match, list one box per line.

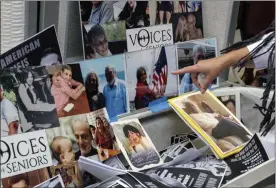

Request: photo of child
left=172, top=90, right=252, bottom=154
left=111, top=119, right=163, bottom=171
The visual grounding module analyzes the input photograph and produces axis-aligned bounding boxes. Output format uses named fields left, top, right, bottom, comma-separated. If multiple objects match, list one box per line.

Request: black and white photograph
left=111, top=119, right=163, bottom=172
left=215, top=90, right=241, bottom=120
left=34, top=175, right=65, bottom=188
left=177, top=38, right=218, bottom=94
left=0, top=66, right=60, bottom=133
left=126, top=46, right=178, bottom=111
left=0, top=25, right=62, bottom=69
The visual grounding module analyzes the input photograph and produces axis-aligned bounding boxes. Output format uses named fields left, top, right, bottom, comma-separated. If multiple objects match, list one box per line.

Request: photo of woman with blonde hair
left=175, top=15, right=189, bottom=42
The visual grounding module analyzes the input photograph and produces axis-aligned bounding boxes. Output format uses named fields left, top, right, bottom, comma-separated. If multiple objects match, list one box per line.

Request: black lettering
left=167, top=29, right=172, bottom=41
left=12, top=161, right=18, bottom=172
left=129, top=34, right=137, bottom=45
left=38, top=136, right=47, bottom=152
left=29, top=138, right=39, bottom=154
left=150, top=31, right=153, bottom=43
left=161, top=30, right=167, bottom=41
left=33, top=39, right=41, bottom=48
left=11, top=143, right=17, bottom=159
left=17, top=141, right=29, bottom=156
left=18, top=160, right=27, bottom=171
left=37, top=156, right=44, bottom=166
left=6, top=163, right=12, bottom=173
left=5, top=55, right=13, bottom=65
left=43, top=154, right=48, bottom=164
left=0, top=59, right=6, bottom=68
left=29, top=157, right=37, bottom=167
left=153, top=31, right=161, bottom=43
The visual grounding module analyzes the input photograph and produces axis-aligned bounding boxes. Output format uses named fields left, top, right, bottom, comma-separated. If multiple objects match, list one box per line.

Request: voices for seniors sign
left=0, top=130, right=52, bottom=179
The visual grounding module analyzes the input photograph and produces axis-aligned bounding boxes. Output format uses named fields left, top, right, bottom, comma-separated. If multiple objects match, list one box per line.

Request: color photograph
left=0, top=66, right=60, bottom=133
left=46, top=113, right=100, bottom=166
left=177, top=38, right=218, bottom=94
left=1, top=168, right=50, bottom=188
left=86, top=108, right=121, bottom=161
left=156, top=1, right=174, bottom=24
left=46, top=64, right=90, bottom=118
left=171, top=90, right=252, bottom=154
left=126, top=46, right=178, bottom=111
left=111, top=118, right=163, bottom=171
left=34, top=175, right=64, bottom=188
left=79, top=54, right=129, bottom=119
left=173, top=1, right=202, bottom=14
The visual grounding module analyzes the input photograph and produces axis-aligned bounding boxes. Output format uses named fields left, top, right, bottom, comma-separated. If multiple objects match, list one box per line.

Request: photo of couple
left=111, top=119, right=163, bottom=171
left=171, top=90, right=252, bottom=155
left=80, top=54, right=129, bottom=119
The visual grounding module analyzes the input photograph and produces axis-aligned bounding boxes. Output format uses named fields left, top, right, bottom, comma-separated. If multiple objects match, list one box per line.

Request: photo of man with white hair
left=103, top=65, right=127, bottom=119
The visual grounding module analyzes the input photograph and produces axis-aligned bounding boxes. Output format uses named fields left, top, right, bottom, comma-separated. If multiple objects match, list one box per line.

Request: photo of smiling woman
left=111, top=119, right=163, bottom=171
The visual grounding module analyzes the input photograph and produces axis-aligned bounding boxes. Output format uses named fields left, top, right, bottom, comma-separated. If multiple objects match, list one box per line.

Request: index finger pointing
left=172, top=65, right=200, bottom=75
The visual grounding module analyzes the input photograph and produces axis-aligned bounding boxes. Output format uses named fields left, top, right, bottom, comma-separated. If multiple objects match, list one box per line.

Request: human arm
left=3, top=102, right=19, bottom=135
left=61, top=82, right=84, bottom=100
left=99, top=2, right=114, bottom=24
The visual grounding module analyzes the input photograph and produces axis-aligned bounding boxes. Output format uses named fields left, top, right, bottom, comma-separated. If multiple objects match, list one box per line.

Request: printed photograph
left=172, top=91, right=252, bottom=154
left=216, top=91, right=241, bottom=120
left=34, top=175, right=64, bottom=188
left=172, top=12, right=203, bottom=43
left=0, top=66, right=60, bottom=133
left=46, top=64, right=90, bottom=118
left=126, top=46, right=178, bottom=111
left=87, top=108, right=121, bottom=161
left=177, top=38, right=218, bottom=94
left=0, top=26, right=62, bottom=69
left=49, top=162, right=82, bottom=188
left=173, top=1, right=202, bottom=13
left=0, top=82, right=23, bottom=137
left=111, top=119, right=163, bottom=171
left=1, top=168, right=50, bottom=188
left=156, top=1, right=174, bottom=24
left=46, top=113, right=99, bottom=166
left=80, top=54, right=129, bottom=119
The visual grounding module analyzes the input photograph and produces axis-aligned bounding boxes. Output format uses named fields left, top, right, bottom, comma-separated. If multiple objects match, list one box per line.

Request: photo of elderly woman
left=82, top=21, right=127, bottom=60
left=0, top=66, right=60, bottom=133
left=171, top=91, right=252, bottom=155
left=111, top=119, right=163, bottom=171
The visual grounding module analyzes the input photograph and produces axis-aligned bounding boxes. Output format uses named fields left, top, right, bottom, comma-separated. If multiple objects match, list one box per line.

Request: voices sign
left=126, top=24, right=173, bottom=52
left=0, top=130, right=52, bottom=179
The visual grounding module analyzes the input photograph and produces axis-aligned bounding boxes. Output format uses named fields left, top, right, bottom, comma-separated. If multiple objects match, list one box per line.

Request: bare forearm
left=8, top=122, right=18, bottom=135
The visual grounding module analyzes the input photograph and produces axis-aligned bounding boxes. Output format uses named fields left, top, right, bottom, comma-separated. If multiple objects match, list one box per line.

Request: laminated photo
left=81, top=20, right=127, bottom=60
left=46, top=64, right=90, bottom=118
left=45, top=113, right=99, bottom=166
left=168, top=90, right=253, bottom=159
left=79, top=54, right=129, bottom=119
left=111, top=118, right=163, bottom=171
left=126, top=46, right=178, bottom=111
left=1, top=168, right=50, bottom=188
left=214, top=90, right=241, bottom=120
left=0, top=130, right=53, bottom=179
left=0, top=25, right=62, bottom=69
left=0, top=66, right=60, bottom=133
left=49, top=162, right=82, bottom=188
left=177, top=38, right=218, bottom=94
left=34, top=175, right=65, bottom=188
left=86, top=108, right=121, bottom=161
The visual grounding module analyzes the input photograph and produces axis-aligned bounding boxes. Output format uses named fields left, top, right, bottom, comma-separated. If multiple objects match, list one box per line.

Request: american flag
left=152, top=47, right=168, bottom=96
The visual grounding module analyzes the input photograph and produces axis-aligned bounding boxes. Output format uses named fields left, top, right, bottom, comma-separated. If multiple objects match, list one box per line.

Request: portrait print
left=126, top=46, right=178, bottom=111
left=156, top=1, right=174, bottom=25
left=111, top=119, right=163, bottom=171
left=82, top=20, right=127, bottom=60
left=173, top=1, right=202, bottom=13
left=80, top=54, right=129, bottom=119
left=46, top=64, right=90, bottom=118
left=172, top=12, right=203, bottom=43
left=87, top=108, right=121, bottom=161
left=177, top=38, right=218, bottom=94
left=46, top=113, right=99, bottom=166
left=1, top=168, right=50, bottom=188
left=0, top=66, right=60, bottom=133
left=169, top=90, right=252, bottom=157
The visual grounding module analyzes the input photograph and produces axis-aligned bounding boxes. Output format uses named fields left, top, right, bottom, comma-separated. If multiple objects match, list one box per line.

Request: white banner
left=126, top=24, right=173, bottom=52
left=1, top=130, right=53, bottom=179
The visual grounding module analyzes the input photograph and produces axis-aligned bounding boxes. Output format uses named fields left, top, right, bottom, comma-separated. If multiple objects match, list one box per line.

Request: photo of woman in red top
left=134, top=67, right=157, bottom=110
left=94, top=116, right=113, bottom=149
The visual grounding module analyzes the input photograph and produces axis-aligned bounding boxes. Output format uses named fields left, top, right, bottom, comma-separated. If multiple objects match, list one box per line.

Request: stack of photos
left=177, top=38, right=218, bottom=94
left=111, top=118, right=163, bottom=171
left=33, top=175, right=65, bottom=188
left=46, top=64, right=90, bottom=118
left=0, top=25, right=62, bottom=69
left=79, top=54, right=129, bottom=119
left=0, top=66, right=60, bottom=134
left=168, top=90, right=253, bottom=159
left=126, top=46, right=178, bottom=111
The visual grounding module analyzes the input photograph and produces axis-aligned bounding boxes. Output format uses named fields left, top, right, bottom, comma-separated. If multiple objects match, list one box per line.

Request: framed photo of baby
left=111, top=119, right=163, bottom=171
left=86, top=108, right=121, bottom=161
left=170, top=90, right=252, bottom=157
